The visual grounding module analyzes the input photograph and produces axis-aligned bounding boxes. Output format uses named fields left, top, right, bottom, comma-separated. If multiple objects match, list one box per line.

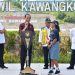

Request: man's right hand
left=22, top=23, right=28, bottom=32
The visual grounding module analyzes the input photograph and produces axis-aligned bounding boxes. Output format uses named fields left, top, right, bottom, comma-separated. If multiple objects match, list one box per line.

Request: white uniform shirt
left=39, top=26, right=50, bottom=46
left=70, top=28, right=75, bottom=50
left=0, top=23, right=5, bottom=44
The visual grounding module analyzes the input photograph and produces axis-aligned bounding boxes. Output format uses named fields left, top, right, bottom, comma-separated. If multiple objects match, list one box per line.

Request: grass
left=58, top=20, right=65, bottom=24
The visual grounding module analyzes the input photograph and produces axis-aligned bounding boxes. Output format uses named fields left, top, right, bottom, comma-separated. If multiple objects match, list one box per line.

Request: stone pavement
left=0, top=63, right=75, bottom=75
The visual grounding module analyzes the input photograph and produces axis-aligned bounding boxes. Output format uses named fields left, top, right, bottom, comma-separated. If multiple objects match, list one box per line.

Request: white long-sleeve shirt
left=0, top=23, right=5, bottom=44
left=39, top=26, right=50, bottom=46
left=70, top=28, right=75, bottom=50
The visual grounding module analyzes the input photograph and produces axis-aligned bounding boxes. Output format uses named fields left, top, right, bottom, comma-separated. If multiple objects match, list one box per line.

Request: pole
left=26, top=0, right=28, bottom=14
left=26, top=38, right=30, bottom=67
left=54, top=0, right=55, bottom=3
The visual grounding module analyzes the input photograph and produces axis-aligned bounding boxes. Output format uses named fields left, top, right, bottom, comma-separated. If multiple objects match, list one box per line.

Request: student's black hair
left=53, top=20, right=60, bottom=32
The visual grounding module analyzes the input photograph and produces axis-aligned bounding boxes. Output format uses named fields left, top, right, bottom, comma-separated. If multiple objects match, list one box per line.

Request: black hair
left=25, top=14, right=31, bottom=19
left=53, top=20, right=60, bottom=32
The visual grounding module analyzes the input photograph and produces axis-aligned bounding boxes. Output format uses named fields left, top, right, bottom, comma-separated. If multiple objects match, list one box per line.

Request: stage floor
left=0, top=63, right=75, bottom=75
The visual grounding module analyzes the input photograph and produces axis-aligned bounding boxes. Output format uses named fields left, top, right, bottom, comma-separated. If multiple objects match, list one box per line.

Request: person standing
left=48, top=21, right=60, bottom=74
left=67, top=28, right=75, bottom=69
left=0, top=22, right=8, bottom=69
left=19, top=14, right=35, bottom=71
left=39, top=18, right=51, bottom=69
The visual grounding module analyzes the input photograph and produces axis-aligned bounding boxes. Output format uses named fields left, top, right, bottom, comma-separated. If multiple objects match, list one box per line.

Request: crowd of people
left=0, top=14, right=75, bottom=74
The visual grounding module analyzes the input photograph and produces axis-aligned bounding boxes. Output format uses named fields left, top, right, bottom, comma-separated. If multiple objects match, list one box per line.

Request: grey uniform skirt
left=49, top=42, right=60, bottom=60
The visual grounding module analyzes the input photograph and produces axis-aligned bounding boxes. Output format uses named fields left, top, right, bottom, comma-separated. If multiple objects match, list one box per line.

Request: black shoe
left=49, top=70, right=53, bottom=74
left=43, top=66, right=48, bottom=69
left=21, top=68, right=24, bottom=71
left=20, top=68, right=24, bottom=74
left=67, top=66, right=74, bottom=69
left=55, top=70, right=60, bottom=74
left=0, top=66, right=8, bottom=69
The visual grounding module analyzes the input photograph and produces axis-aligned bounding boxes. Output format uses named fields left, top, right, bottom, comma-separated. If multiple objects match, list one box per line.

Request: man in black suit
left=19, top=14, right=35, bottom=71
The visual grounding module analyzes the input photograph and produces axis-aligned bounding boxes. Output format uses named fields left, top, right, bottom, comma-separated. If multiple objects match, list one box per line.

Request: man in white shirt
left=67, top=28, right=75, bottom=69
left=39, top=18, right=51, bottom=69
left=0, top=22, right=8, bottom=69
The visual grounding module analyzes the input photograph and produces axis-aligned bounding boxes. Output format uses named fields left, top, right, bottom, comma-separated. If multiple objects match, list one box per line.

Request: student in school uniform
left=48, top=21, right=60, bottom=74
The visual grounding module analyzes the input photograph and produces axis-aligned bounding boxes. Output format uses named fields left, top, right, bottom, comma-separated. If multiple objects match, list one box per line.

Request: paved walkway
left=0, top=63, right=75, bottom=75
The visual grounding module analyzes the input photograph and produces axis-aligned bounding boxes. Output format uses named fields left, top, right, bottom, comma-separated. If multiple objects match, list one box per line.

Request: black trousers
left=43, top=46, right=49, bottom=67
left=0, top=44, right=4, bottom=67
left=20, top=45, right=32, bottom=70
left=70, top=50, right=75, bottom=68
